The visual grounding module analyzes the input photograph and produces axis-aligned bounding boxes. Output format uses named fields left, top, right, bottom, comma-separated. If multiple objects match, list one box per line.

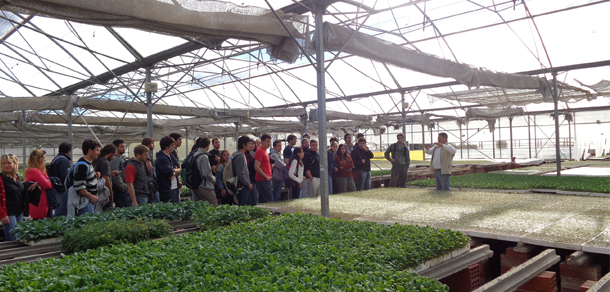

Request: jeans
left=328, top=175, right=333, bottom=195
left=434, top=170, right=451, bottom=190
left=257, top=180, right=273, bottom=203
left=56, top=189, right=69, bottom=217
left=300, top=179, right=309, bottom=198
left=241, top=184, right=259, bottom=206
left=389, top=164, right=408, bottom=187
left=77, top=202, right=95, bottom=216
left=272, top=180, right=283, bottom=202
left=357, top=171, right=371, bottom=191
left=291, top=184, right=301, bottom=199
left=337, top=176, right=357, bottom=193
left=3, top=214, right=23, bottom=241
left=160, top=189, right=180, bottom=203
left=136, top=195, right=149, bottom=205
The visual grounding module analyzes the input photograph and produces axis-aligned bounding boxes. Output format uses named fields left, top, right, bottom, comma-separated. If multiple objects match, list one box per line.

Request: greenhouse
left=0, top=0, right=609, bottom=291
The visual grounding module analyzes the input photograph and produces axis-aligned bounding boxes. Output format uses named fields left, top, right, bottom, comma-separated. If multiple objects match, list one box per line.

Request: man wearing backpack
left=110, top=139, right=131, bottom=207
left=125, top=145, right=151, bottom=206
left=155, top=136, right=182, bottom=203
left=48, top=142, right=72, bottom=184
left=384, top=133, right=411, bottom=188
left=228, top=136, right=254, bottom=206
left=190, top=137, right=218, bottom=206
left=70, top=139, right=101, bottom=215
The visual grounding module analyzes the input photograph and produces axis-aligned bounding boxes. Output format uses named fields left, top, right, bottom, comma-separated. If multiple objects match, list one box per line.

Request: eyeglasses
left=1, top=153, right=15, bottom=158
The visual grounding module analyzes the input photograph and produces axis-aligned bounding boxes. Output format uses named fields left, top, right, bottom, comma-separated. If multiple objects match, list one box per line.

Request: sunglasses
left=1, top=153, right=15, bottom=158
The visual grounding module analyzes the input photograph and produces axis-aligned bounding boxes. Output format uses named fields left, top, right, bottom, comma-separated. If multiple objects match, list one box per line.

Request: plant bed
left=0, top=213, right=467, bottom=291
left=61, top=219, right=173, bottom=253
left=14, top=200, right=209, bottom=243
left=406, top=173, right=610, bottom=193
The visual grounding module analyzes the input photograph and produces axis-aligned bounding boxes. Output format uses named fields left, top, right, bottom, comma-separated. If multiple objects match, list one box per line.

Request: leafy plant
left=0, top=213, right=464, bottom=291
left=13, top=200, right=208, bottom=242
left=193, top=204, right=269, bottom=229
left=61, top=219, right=172, bottom=253
left=180, top=186, right=191, bottom=197
left=406, top=173, right=610, bottom=193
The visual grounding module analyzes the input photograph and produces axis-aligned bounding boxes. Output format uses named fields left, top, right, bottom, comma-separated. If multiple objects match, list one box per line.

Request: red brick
left=501, top=253, right=531, bottom=267
left=501, top=265, right=512, bottom=274
left=520, top=271, right=557, bottom=291
left=581, top=280, right=597, bottom=292
left=507, top=246, right=534, bottom=259
left=561, top=289, right=580, bottom=292
left=517, top=288, right=557, bottom=292
left=560, top=262, right=601, bottom=281
left=439, top=264, right=481, bottom=292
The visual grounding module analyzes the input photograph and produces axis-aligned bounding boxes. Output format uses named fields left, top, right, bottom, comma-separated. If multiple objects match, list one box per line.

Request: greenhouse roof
left=0, top=0, right=609, bottom=145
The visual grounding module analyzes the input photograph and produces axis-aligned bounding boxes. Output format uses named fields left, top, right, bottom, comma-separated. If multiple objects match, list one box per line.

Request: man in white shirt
left=424, top=132, right=456, bottom=190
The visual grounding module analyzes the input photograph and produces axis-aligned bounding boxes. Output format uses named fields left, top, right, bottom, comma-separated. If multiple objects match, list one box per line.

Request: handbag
left=283, top=160, right=299, bottom=188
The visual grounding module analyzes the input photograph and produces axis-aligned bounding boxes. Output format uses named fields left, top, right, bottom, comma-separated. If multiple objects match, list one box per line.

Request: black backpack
left=182, top=152, right=204, bottom=189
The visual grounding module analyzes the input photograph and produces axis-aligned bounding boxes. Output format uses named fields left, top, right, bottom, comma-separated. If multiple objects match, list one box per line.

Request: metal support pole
left=534, top=115, right=538, bottom=158
left=527, top=115, right=532, bottom=159
left=145, top=67, right=153, bottom=138
left=459, top=123, right=463, bottom=159
left=421, top=124, right=425, bottom=146
left=492, top=128, right=496, bottom=159
left=401, top=92, right=406, bottom=135
left=185, top=126, right=189, bottom=154
left=315, top=8, right=329, bottom=218
left=21, top=110, right=26, bottom=169
left=498, top=119, right=502, bottom=159
left=573, top=112, right=577, bottom=160
left=466, top=123, right=470, bottom=159
left=509, top=116, right=514, bottom=160
left=568, top=116, right=572, bottom=160
left=429, top=124, right=434, bottom=144
left=410, top=124, right=413, bottom=148
left=552, top=73, right=561, bottom=175
left=68, top=110, right=73, bottom=161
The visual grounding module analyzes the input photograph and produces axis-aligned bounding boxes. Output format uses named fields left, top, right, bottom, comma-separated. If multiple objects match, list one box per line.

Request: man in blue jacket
left=154, top=136, right=182, bottom=203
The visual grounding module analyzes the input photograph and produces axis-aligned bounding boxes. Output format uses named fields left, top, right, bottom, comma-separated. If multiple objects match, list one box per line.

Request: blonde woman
left=25, top=150, right=54, bottom=220
left=0, top=154, right=30, bottom=241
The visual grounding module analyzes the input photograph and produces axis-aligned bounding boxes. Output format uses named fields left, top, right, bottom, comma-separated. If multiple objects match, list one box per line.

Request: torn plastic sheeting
left=1, top=0, right=308, bottom=63
left=321, top=22, right=550, bottom=100
left=309, top=109, right=372, bottom=122
left=0, top=96, right=71, bottom=112
left=0, top=112, right=21, bottom=122
left=219, top=107, right=307, bottom=118
left=575, top=79, right=610, bottom=95
left=466, top=108, right=524, bottom=119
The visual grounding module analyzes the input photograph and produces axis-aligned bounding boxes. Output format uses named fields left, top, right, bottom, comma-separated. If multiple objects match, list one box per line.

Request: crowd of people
left=0, top=131, right=456, bottom=241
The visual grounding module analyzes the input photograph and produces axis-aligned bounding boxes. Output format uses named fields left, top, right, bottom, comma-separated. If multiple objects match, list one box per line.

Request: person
left=344, top=133, right=354, bottom=155
left=209, top=138, right=221, bottom=202
left=93, top=144, right=119, bottom=210
left=335, top=144, right=357, bottom=193
left=304, top=139, right=321, bottom=197
left=47, top=142, right=72, bottom=184
left=286, top=147, right=304, bottom=199
left=142, top=137, right=155, bottom=174
left=25, top=150, right=54, bottom=219
left=269, top=140, right=286, bottom=202
left=215, top=150, right=233, bottom=205
left=191, top=137, right=218, bottom=206
left=283, top=134, right=297, bottom=160
left=254, top=139, right=261, bottom=152
left=424, top=132, right=456, bottom=190
left=302, top=133, right=310, bottom=141
left=110, top=139, right=131, bottom=208
left=384, top=133, right=411, bottom=188
left=353, top=133, right=365, bottom=152
left=327, top=141, right=338, bottom=195
left=70, top=139, right=101, bottom=215
left=352, top=138, right=374, bottom=191
left=168, top=133, right=183, bottom=162
left=209, top=138, right=221, bottom=172
left=254, top=134, right=273, bottom=203
left=231, top=135, right=254, bottom=206
left=125, top=145, right=151, bottom=206
left=244, top=138, right=259, bottom=205
left=328, top=137, right=338, bottom=149
left=299, top=138, right=310, bottom=198
left=155, top=136, right=182, bottom=203
left=0, top=153, right=29, bottom=241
